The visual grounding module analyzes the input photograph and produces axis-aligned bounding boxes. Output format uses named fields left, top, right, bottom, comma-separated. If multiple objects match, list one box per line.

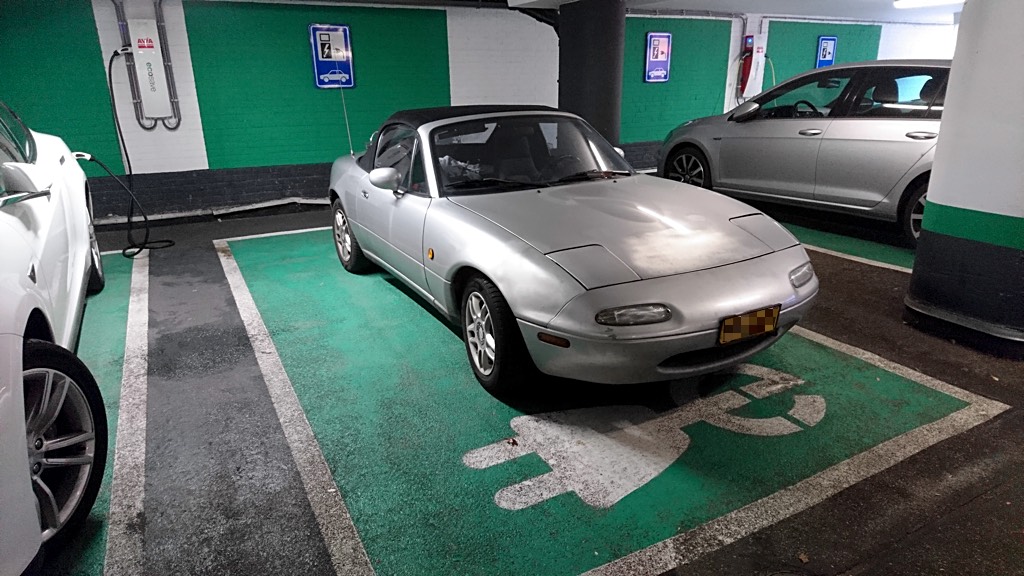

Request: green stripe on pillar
left=923, top=201, right=1024, bottom=251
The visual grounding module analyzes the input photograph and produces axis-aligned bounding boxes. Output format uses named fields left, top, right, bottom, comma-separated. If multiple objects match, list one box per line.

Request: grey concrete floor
left=95, top=207, right=1023, bottom=576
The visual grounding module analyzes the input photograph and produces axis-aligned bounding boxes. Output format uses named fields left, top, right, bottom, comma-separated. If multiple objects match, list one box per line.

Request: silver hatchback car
left=659, top=59, right=950, bottom=245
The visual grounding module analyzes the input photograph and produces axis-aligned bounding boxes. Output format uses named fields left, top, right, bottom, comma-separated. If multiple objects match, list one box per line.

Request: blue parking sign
left=816, top=36, right=837, bottom=68
left=310, top=24, right=354, bottom=89
left=645, top=32, right=671, bottom=83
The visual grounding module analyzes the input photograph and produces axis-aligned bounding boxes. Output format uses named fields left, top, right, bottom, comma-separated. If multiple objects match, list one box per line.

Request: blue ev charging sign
left=645, top=32, right=671, bottom=83
left=310, top=24, right=354, bottom=89
left=816, top=36, right=837, bottom=68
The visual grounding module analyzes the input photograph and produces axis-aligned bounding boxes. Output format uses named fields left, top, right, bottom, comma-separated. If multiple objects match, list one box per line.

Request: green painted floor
left=46, top=255, right=134, bottom=576
left=782, top=223, right=916, bottom=269
left=229, top=229, right=964, bottom=575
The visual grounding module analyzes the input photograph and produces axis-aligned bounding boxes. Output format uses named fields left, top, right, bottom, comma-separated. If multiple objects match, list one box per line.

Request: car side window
left=0, top=134, right=20, bottom=165
left=375, top=125, right=417, bottom=186
left=405, top=142, right=428, bottom=195
left=0, top=134, right=17, bottom=194
left=847, top=68, right=949, bottom=120
left=755, top=71, right=855, bottom=119
left=0, top=102, right=33, bottom=163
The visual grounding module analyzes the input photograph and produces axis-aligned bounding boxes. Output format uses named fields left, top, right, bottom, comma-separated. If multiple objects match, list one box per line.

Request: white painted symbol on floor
left=462, top=364, right=826, bottom=510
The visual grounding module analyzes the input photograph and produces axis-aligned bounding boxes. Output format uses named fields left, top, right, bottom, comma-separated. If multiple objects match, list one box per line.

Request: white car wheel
left=23, top=340, right=107, bottom=544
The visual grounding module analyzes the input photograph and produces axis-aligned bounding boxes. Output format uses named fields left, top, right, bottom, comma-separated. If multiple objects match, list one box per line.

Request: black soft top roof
left=383, top=105, right=561, bottom=129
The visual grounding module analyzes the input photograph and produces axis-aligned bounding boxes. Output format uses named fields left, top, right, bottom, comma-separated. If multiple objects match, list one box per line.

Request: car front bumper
left=518, top=247, right=818, bottom=384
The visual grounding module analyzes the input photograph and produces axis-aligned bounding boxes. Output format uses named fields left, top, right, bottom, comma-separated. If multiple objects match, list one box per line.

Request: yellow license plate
left=718, top=305, right=781, bottom=345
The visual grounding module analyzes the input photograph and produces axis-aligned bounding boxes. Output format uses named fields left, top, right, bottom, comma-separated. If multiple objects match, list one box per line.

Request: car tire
left=22, top=339, right=108, bottom=547
left=665, top=146, right=712, bottom=189
left=332, top=199, right=370, bottom=273
left=900, top=182, right=928, bottom=248
left=461, top=275, right=534, bottom=393
left=86, top=191, right=105, bottom=295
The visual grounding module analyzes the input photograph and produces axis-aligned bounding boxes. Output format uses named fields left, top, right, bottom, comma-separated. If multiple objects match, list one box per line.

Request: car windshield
left=431, top=115, right=634, bottom=195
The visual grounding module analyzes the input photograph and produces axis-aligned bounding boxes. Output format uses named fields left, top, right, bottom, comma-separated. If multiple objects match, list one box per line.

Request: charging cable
left=77, top=47, right=174, bottom=259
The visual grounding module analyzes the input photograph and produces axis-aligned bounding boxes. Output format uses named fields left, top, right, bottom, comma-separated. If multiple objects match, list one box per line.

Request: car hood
left=447, top=175, right=787, bottom=283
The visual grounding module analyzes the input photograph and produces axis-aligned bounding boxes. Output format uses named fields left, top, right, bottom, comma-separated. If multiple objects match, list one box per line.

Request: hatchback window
left=0, top=134, right=19, bottom=164
left=755, top=71, right=855, bottom=119
left=848, top=68, right=948, bottom=120
left=0, top=102, right=33, bottom=163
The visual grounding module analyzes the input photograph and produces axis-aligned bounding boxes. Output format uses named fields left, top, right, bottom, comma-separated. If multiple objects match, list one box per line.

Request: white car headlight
left=595, top=304, right=672, bottom=326
left=790, top=262, right=815, bottom=288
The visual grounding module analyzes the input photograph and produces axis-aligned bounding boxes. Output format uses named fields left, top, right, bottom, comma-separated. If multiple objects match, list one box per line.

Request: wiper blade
left=446, top=177, right=546, bottom=191
left=551, top=170, right=633, bottom=184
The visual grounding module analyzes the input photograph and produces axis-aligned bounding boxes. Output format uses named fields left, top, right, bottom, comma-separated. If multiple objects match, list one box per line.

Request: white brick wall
left=92, top=0, right=209, bottom=174
left=878, top=23, right=958, bottom=60
left=446, top=8, right=559, bottom=107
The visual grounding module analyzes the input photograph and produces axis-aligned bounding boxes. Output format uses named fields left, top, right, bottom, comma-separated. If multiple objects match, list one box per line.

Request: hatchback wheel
left=901, top=183, right=928, bottom=248
left=23, top=340, right=107, bottom=545
left=666, top=147, right=712, bottom=189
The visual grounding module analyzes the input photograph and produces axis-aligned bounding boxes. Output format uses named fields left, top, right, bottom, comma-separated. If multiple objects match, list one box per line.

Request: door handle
left=361, top=190, right=369, bottom=198
left=906, top=131, right=938, bottom=141
left=798, top=129, right=823, bottom=136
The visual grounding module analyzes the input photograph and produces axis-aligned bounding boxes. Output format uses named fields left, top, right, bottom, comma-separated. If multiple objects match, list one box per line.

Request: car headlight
left=595, top=304, right=672, bottom=326
left=789, top=262, right=815, bottom=288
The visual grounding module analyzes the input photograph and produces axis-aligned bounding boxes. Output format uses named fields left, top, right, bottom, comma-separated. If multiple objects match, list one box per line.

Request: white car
left=0, top=102, right=106, bottom=574
left=320, top=69, right=350, bottom=83
left=649, top=68, right=668, bottom=80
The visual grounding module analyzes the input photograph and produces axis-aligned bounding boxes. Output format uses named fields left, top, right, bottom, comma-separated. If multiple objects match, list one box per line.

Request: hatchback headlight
left=789, top=262, right=815, bottom=288
left=595, top=304, right=672, bottom=326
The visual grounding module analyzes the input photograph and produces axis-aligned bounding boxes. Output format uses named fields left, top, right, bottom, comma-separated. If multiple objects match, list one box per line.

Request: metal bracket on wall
left=111, top=0, right=182, bottom=131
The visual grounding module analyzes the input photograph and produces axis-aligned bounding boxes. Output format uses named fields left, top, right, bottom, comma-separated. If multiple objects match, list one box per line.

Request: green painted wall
left=765, top=21, right=881, bottom=90
left=0, top=0, right=123, bottom=177
left=620, top=18, right=732, bottom=144
left=183, top=2, right=450, bottom=170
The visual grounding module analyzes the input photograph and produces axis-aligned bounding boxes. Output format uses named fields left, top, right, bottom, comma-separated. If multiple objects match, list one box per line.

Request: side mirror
left=368, top=167, right=402, bottom=191
left=0, top=162, right=51, bottom=207
left=728, top=101, right=761, bottom=122
left=614, top=147, right=626, bottom=158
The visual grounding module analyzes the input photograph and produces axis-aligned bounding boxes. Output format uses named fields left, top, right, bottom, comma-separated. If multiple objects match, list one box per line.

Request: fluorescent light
left=894, top=0, right=963, bottom=8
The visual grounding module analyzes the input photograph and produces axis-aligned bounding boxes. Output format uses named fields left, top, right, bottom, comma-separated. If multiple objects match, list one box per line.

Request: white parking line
left=584, top=326, right=1009, bottom=576
left=215, top=226, right=330, bottom=244
left=214, top=239, right=375, bottom=576
left=103, top=251, right=149, bottom=576
left=803, top=244, right=914, bottom=274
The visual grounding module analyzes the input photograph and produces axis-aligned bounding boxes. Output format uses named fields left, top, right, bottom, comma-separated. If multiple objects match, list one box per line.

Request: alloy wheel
left=334, top=209, right=352, bottom=262
left=910, top=192, right=927, bottom=239
left=669, top=153, right=706, bottom=187
left=465, top=292, right=496, bottom=376
left=24, top=368, right=97, bottom=542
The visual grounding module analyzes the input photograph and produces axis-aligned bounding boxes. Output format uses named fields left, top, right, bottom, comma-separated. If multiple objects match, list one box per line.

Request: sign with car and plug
left=645, top=32, right=671, bottom=83
left=816, top=35, right=838, bottom=68
left=310, top=24, right=354, bottom=89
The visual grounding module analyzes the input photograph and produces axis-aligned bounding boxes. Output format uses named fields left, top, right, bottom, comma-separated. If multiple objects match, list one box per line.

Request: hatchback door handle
left=798, top=129, right=823, bottom=136
left=906, top=131, right=938, bottom=140
left=361, top=190, right=369, bottom=198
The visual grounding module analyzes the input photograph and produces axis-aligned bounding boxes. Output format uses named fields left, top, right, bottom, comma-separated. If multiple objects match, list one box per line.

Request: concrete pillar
left=557, top=0, right=625, bottom=144
left=905, top=0, right=1024, bottom=356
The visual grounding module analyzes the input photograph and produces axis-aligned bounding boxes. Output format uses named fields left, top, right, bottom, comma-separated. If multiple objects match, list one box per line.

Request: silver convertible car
left=328, top=106, right=818, bottom=390
left=659, top=60, right=950, bottom=245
